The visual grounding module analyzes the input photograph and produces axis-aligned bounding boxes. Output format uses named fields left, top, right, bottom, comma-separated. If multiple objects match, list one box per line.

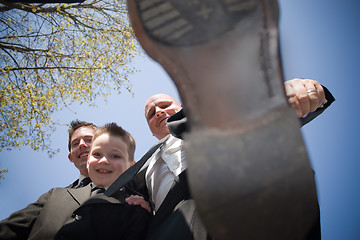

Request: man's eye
left=72, top=142, right=79, bottom=148
left=160, top=103, right=170, bottom=109
left=148, top=111, right=154, bottom=118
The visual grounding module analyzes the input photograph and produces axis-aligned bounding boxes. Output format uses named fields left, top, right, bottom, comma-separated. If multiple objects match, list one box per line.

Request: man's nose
left=79, top=138, right=87, bottom=147
left=155, top=106, right=165, bottom=117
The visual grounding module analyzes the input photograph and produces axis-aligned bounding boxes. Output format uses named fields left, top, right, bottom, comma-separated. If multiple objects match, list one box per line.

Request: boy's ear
left=131, top=160, right=136, bottom=166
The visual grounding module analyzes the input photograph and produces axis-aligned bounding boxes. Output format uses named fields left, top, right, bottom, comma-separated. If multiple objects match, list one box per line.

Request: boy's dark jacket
left=0, top=184, right=150, bottom=240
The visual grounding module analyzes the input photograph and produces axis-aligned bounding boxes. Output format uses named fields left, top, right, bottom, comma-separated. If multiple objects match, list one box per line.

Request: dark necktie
left=91, top=186, right=105, bottom=196
left=76, top=177, right=91, bottom=188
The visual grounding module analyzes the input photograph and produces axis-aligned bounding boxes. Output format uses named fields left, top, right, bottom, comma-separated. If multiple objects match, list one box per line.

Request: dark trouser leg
left=128, top=0, right=320, bottom=239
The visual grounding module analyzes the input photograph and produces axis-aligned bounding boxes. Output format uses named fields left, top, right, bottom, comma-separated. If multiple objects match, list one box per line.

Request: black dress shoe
left=128, top=0, right=320, bottom=239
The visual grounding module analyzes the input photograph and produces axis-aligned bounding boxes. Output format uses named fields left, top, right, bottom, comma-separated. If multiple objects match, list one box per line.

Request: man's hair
left=92, top=123, right=136, bottom=162
left=68, top=120, right=97, bottom=151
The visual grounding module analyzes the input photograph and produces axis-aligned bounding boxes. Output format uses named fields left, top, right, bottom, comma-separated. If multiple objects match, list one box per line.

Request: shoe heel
left=184, top=108, right=319, bottom=239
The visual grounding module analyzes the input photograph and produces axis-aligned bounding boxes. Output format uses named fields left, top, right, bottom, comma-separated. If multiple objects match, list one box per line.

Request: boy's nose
left=98, top=156, right=109, bottom=164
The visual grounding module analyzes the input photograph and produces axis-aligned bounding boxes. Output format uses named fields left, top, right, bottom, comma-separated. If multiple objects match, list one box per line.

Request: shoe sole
left=128, top=0, right=319, bottom=239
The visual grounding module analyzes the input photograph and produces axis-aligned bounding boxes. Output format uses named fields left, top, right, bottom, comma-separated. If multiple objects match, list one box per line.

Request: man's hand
left=125, top=195, right=151, bottom=213
left=285, top=78, right=326, bottom=118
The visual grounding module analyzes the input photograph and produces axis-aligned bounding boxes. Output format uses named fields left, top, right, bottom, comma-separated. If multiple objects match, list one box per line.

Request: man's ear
left=68, top=153, right=73, bottom=162
left=131, top=160, right=136, bottom=166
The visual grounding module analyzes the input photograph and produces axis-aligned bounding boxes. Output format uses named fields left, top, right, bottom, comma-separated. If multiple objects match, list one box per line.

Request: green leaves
left=0, top=0, right=138, bottom=157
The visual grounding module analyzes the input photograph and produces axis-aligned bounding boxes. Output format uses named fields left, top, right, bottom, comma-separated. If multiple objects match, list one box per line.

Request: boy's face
left=87, top=133, right=134, bottom=188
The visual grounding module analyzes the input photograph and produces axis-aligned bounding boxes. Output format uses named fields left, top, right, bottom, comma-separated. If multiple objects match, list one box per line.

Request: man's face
left=68, top=126, right=96, bottom=176
left=87, top=133, right=134, bottom=188
left=145, top=94, right=182, bottom=140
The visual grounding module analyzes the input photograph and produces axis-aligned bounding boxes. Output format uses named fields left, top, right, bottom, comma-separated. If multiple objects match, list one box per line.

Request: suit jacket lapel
left=68, top=178, right=79, bottom=188
left=66, top=184, right=92, bottom=206
left=150, top=170, right=190, bottom=228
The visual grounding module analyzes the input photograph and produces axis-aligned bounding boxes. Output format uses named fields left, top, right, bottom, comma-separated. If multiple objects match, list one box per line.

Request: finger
left=313, top=81, right=326, bottom=107
left=292, top=79, right=311, bottom=117
left=302, top=80, right=320, bottom=112
left=125, top=197, right=133, bottom=204
left=127, top=197, right=151, bottom=212
left=125, top=195, right=141, bottom=204
left=140, top=202, right=151, bottom=212
left=285, top=81, right=302, bottom=117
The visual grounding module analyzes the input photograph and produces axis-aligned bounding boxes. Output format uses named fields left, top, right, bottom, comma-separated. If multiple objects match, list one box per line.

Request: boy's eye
left=112, top=154, right=120, bottom=159
left=93, top=152, right=101, bottom=157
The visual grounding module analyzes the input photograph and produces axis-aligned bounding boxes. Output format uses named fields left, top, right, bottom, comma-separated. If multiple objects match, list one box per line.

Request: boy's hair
left=92, top=123, right=136, bottom=162
left=68, top=120, right=97, bottom=151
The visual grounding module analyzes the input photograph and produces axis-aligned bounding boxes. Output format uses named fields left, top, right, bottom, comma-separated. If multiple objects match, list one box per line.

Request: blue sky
left=1, top=1, right=359, bottom=239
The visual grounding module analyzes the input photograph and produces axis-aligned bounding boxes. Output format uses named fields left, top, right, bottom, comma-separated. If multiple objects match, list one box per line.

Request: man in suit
left=126, top=78, right=335, bottom=240
left=0, top=120, right=98, bottom=238
left=67, top=120, right=97, bottom=188
left=0, top=123, right=151, bottom=240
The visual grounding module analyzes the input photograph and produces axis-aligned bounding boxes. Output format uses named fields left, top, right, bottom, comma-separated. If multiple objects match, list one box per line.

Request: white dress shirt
left=146, top=135, right=187, bottom=211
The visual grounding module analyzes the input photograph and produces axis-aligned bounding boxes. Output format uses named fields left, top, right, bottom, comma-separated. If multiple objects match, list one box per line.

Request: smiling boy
left=55, top=123, right=151, bottom=240
left=0, top=123, right=151, bottom=240
left=87, top=123, right=136, bottom=189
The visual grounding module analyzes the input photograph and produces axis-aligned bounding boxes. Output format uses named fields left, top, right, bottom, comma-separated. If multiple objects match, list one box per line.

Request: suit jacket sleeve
left=167, top=85, right=335, bottom=138
left=126, top=169, right=149, bottom=200
left=0, top=189, right=53, bottom=240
